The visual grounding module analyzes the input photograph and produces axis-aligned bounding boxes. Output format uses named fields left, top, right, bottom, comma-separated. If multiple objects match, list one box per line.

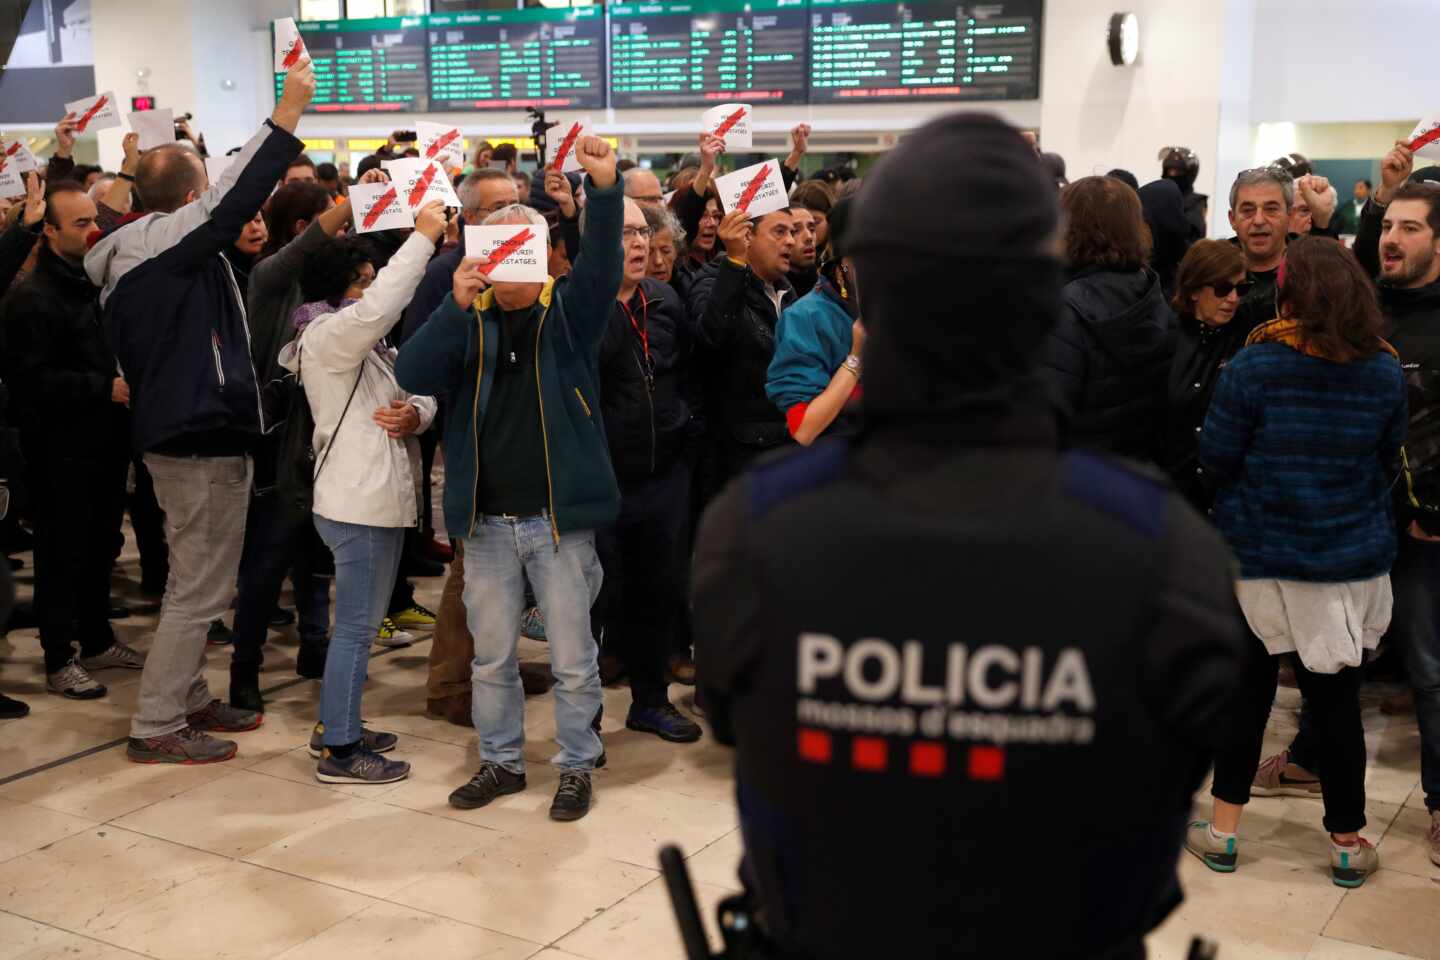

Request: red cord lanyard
left=619, top=287, right=653, bottom=380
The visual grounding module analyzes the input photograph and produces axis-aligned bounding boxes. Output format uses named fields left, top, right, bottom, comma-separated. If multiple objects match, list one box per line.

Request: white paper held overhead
left=702, top=103, right=753, bottom=150
left=65, top=91, right=123, bottom=135
left=350, top=182, right=415, bottom=233
left=129, top=109, right=176, bottom=152
left=715, top=159, right=787, bottom=219
left=464, top=225, right=548, bottom=282
left=274, top=17, right=310, bottom=70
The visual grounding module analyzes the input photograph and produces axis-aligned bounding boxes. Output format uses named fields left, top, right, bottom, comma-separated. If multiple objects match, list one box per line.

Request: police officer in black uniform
left=692, top=114, right=1248, bottom=960
left=1161, top=146, right=1209, bottom=244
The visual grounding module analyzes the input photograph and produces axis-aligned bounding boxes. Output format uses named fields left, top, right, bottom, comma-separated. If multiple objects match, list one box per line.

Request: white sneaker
left=47, top=660, right=107, bottom=700
left=375, top=618, right=416, bottom=647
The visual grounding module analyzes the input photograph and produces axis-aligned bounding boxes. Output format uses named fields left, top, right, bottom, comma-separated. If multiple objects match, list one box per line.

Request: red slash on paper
left=408, top=163, right=439, bottom=207
left=74, top=95, right=108, bottom=133
left=478, top=228, right=536, bottom=272
left=735, top=164, right=771, bottom=213
left=281, top=36, right=307, bottom=69
left=425, top=128, right=460, bottom=160
left=551, top=123, right=582, bottom=171
left=712, top=106, right=747, bottom=139
left=1410, top=125, right=1440, bottom=153
left=361, top=187, right=398, bottom=229
left=3, top=143, right=18, bottom=157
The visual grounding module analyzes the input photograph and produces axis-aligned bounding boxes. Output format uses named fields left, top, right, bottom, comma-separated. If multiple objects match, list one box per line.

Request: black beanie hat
left=850, top=112, right=1063, bottom=417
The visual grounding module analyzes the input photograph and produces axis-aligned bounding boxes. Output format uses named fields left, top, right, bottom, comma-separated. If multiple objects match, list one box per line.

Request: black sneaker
left=550, top=770, right=592, bottom=821
left=315, top=747, right=410, bottom=785
left=0, top=692, right=30, bottom=719
left=269, top=607, right=297, bottom=627
left=207, top=620, right=233, bottom=646
left=626, top=703, right=703, bottom=743
left=448, top=761, right=526, bottom=810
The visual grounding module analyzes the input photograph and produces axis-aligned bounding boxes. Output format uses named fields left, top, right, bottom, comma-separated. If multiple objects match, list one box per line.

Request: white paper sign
left=350, top=181, right=415, bottom=233
left=715, top=159, right=787, bottom=218
left=65, top=90, right=122, bottom=135
left=384, top=158, right=464, bottom=212
left=1407, top=116, right=1440, bottom=162
left=546, top=117, right=593, bottom=173
left=0, top=157, right=24, bottom=198
left=702, top=103, right=753, bottom=150
left=274, top=17, right=310, bottom=71
left=204, top=155, right=233, bottom=185
left=465, top=224, right=548, bottom=282
left=129, top=108, right=175, bottom=152
left=1, top=139, right=39, bottom=175
left=416, top=121, right=464, bottom=169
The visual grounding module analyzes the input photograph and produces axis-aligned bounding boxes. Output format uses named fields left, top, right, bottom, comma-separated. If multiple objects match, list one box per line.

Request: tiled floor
left=1, top=545, right=1436, bottom=959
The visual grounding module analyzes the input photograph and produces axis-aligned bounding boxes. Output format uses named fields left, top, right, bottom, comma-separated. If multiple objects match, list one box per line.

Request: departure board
left=274, top=17, right=429, bottom=113
left=809, top=0, right=1042, bottom=103
left=427, top=8, right=605, bottom=111
left=609, top=0, right=809, bottom=109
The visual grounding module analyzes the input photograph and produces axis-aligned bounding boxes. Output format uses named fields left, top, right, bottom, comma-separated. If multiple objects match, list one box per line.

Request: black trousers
left=593, top=459, right=691, bottom=708
left=29, top=450, right=127, bottom=672
left=1212, top=634, right=1368, bottom=834
left=129, top=457, right=169, bottom=591
left=232, top=492, right=330, bottom=677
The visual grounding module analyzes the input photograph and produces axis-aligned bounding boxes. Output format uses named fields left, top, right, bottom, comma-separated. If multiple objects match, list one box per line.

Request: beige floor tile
left=0, top=827, right=225, bottom=930
left=388, top=833, right=656, bottom=944
left=680, top=830, right=743, bottom=889
left=555, top=875, right=728, bottom=960
left=1324, top=869, right=1440, bottom=960
left=526, top=952, right=590, bottom=960
left=1307, top=937, right=1426, bottom=960
left=1375, top=806, right=1440, bottom=880
left=243, top=797, right=502, bottom=898
left=412, top=765, right=736, bottom=870
left=0, top=712, right=128, bottom=781
left=0, top=798, right=96, bottom=865
left=598, top=732, right=735, bottom=805
left=0, top=910, right=151, bottom=960
left=0, top=743, right=236, bottom=822
left=83, top=860, right=373, bottom=960
left=272, top=902, right=542, bottom=960
left=112, top=769, right=365, bottom=859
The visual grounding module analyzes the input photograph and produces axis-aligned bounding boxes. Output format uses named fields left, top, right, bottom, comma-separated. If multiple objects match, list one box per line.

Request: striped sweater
left=1200, top=341, right=1407, bottom=582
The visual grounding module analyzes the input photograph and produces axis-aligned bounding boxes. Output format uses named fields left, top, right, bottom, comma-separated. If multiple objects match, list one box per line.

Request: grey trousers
left=130, top=454, right=252, bottom=739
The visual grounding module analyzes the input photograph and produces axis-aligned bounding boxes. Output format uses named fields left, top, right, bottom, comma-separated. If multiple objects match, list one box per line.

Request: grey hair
left=642, top=202, right=686, bottom=250
left=481, top=203, right=549, bottom=231
left=457, top=168, right=515, bottom=212
left=1229, top=167, right=1294, bottom=213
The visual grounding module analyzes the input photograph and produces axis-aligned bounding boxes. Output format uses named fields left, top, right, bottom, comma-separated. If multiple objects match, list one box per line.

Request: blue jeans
left=313, top=516, right=404, bottom=747
left=462, top=513, right=603, bottom=773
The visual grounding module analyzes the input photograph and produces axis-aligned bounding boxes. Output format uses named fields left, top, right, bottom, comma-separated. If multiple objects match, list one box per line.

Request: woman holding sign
left=278, top=201, right=446, bottom=785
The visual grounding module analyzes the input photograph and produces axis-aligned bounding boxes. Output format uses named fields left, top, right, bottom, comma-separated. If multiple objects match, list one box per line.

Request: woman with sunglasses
left=1164, top=240, right=1253, bottom=511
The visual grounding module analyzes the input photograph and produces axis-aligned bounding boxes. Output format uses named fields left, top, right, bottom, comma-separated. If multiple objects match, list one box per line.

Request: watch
left=841, top=354, right=862, bottom=379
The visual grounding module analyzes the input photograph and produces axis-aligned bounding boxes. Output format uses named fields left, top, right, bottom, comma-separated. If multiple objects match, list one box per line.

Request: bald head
left=623, top=168, right=663, bottom=207
left=136, top=144, right=206, bottom=214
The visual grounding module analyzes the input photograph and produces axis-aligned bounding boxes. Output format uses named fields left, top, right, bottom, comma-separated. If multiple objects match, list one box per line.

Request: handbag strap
left=298, top=342, right=365, bottom=485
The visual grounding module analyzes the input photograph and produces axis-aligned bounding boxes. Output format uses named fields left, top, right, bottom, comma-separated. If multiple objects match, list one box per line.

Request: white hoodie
left=279, top=232, right=437, bottom=528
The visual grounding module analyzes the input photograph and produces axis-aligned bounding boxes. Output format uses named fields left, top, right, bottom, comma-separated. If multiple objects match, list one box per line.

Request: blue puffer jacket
left=765, top=275, right=855, bottom=418
left=395, top=177, right=625, bottom=541
left=85, top=120, right=303, bottom=454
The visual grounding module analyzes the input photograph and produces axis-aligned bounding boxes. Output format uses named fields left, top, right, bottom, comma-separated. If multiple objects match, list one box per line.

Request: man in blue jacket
left=84, top=63, right=316, bottom=765
left=396, top=136, right=623, bottom=822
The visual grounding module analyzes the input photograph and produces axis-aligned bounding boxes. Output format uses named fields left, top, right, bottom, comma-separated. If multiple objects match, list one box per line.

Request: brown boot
left=426, top=691, right=472, bottom=727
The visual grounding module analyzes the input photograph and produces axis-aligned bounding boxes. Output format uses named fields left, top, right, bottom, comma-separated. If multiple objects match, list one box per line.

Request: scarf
left=291, top=298, right=392, bottom=360
left=1245, top=317, right=1398, bottom=363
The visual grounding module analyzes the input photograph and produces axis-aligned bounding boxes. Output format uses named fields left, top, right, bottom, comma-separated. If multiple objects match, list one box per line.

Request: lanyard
left=619, top=287, right=654, bottom=381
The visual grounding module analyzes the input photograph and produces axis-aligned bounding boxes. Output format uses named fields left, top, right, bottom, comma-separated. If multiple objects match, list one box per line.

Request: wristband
left=117, top=172, right=135, bottom=183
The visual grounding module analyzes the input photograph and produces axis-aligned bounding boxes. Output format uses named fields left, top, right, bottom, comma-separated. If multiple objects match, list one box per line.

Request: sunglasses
left=1209, top=279, right=1254, bottom=298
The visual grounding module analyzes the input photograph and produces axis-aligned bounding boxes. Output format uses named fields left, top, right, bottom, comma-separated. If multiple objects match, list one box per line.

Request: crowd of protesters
left=0, top=58, right=1438, bottom=955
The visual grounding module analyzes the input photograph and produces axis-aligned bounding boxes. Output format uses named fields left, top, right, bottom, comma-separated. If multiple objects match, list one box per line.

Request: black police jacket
left=1035, top=266, right=1177, bottom=462
left=688, top=257, right=796, bottom=450
left=691, top=407, right=1246, bottom=960
left=599, top=278, right=694, bottom=480
left=0, top=244, right=125, bottom=462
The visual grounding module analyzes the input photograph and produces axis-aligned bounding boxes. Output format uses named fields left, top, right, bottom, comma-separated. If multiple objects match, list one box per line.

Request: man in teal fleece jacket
left=395, top=137, right=624, bottom=822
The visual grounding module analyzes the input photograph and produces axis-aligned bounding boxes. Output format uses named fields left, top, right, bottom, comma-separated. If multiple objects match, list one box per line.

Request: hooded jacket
left=84, top=119, right=304, bottom=456
left=599, top=278, right=693, bottom=480
left=1382, top=279, right=1440, bottom=534
left=688, top=257, right=796, bottom=450
left=1035, top=267, right=1177, bottom=462
left=395, top=177, right=625, bottom=541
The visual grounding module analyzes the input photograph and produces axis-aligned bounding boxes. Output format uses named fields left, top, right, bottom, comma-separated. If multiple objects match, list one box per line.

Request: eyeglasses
left=622, top=226, right=653, bottom=241
left=1209, top=279, right=1253, bottom=298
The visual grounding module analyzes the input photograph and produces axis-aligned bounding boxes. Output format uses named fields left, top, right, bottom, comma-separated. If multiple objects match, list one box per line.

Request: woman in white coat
left=280, top=201, right=446, bottom=784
